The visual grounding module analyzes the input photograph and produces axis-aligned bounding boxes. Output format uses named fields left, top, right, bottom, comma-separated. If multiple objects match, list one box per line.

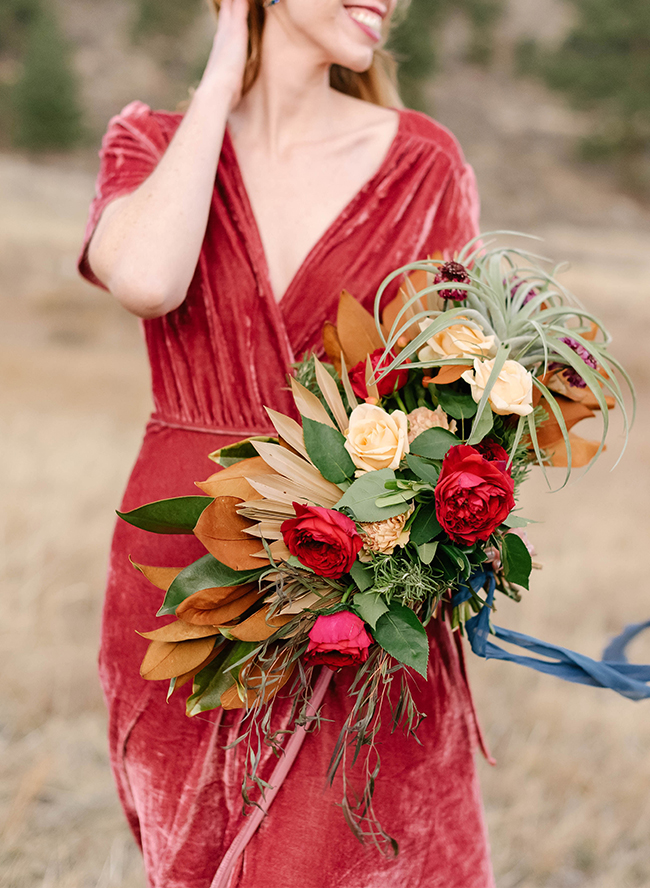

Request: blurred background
left=1, top=0, right=649, bottom=885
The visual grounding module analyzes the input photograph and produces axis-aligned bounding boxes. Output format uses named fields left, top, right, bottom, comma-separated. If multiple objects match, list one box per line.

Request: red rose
left=281, top=503, right=363, bottom=578
left=474, top=439, right=512, bottom=476
left=349, top=348, right=409, bottom=400
left=435, top=444, right=515, bottom=544
left=305, top=611, right=373, bottom=668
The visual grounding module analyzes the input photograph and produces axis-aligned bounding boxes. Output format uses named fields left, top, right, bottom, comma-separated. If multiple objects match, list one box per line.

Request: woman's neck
left=229, top=18, right=345, bottom=153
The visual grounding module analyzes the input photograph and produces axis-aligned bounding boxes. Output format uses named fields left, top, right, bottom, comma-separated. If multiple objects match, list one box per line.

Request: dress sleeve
left=426, top=160, right=481, bottom=258
left=78, top=100, right=169, bottom=289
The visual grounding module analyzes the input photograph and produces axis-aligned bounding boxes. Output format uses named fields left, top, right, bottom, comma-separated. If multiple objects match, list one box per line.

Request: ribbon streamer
left=464, top=571, right=650, bottom=702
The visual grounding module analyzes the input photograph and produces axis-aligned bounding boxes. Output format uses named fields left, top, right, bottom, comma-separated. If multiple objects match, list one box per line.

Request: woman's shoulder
left=397, top=108, right=469, bottom=171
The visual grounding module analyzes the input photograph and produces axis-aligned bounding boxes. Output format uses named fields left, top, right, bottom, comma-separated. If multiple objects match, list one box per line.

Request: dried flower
left=360, top=506, right=414, bottom=556
left=434, top=260, right=471, bottom=301
left=407, top=406, right=457, bottom=444
left=557, top=337, right=598, bottom=389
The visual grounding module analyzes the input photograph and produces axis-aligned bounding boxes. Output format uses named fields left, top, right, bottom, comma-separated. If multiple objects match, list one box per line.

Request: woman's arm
left=87, top=0, right=249, bottom=319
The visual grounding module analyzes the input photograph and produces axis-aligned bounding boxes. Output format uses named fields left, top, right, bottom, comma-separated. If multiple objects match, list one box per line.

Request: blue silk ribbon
left=461, top=570, right=650, bottom=702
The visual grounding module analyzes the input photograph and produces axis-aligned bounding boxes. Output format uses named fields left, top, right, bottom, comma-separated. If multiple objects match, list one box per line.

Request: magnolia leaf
left=301, top=417, right=356, bottom=484
left=322, top=321, right=343, bottom=374
left=179, top=584, right=264, bottom=625
left=335, top=469, right=408, bottom=522
left=220, top=606, right=293, bottom=642
left=186, top=641, right=257, bottom=716
left=353, top=591, right=388, bottom=629
left=158, top=554, right=265, bottom=617
left=405, top=453, right=440, bottom=485
left=118, top=496, right=210, bottom=534
left=174, top=644, right=223, bottom=690
left=374, top=605, right=429, bottom=678
left=137, top=620, right=220, bottom=643
left=130, top=561, right=184, bottom=591
left=196, top=456, right=276, bottom=499
left=290, top=377, right=336, bottom=429
left=349, top=559, right=374, bottom=592
left=195, top=496, right=256, bottom=542
left=409, top=507, right=442, bottom=546
left=208, top=437, right=276, bottom=467
left=140, top=636, right=217, bottom=681
left=418, top=541, right=439, bottom=565
left=336, top=288, right=384, bottom=368
left=410, top=427, right=459, bottom=460
left=175, top=582, right=259, bottom=624
left=466, top=404, right=494, bottom=445
left=429, top=364, right=471, bottom=385
left=502, top=532, right=533, bottom=590
left=436, top=387, right=478, bottom=420
left=313, top=355, right=349, bottom=432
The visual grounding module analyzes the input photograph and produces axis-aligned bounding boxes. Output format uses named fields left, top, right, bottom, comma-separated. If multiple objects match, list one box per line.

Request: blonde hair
left=209, top=0, right=403, bottom=108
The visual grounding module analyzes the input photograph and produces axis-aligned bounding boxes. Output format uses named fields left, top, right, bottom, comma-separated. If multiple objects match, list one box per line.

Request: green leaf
left=349, top=559, right=374, bottom=592
left=409, top=506, right=442, bottom=546
left=335, top=469, right=409, bottom=522
left=417, top=541, right=439, bottom=565
left=286, top=555, right=315, bottom=573
left=405, top=453, right=440, bottom=485
left=503, top=514, right=532, bottom=529
left=436, top=387, right=478, bottom=420
left=466, top=405, right=494, bottom=445
left=410, top=426, right=459, bottom=460
left=502, top=533, right=533, bottom=589
left=158, top=554, right=265, bottom=617
left=374, top=605, right=429, bottom=678
left=302, top=417, right=356, bottom=483
left=208, top=437, right=277, bottom=467
left=117, top=496, right=211, bottom=534
left=186, top=641, right=257, bottom=716
left=353, top=591, right=388, bottom=629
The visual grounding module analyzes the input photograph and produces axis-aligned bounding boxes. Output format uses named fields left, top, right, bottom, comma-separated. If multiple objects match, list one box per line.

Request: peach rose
left=418, top=316, right=496, bottom=363
left=461, top=358, right=534, bottom=416
left=344, top=404, right=409, bottom=473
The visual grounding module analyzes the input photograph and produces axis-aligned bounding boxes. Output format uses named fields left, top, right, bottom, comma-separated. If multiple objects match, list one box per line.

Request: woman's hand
left=202, top=0, right=250, bottom=110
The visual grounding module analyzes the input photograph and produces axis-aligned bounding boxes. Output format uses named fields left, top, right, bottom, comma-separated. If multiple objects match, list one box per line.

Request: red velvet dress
left=79, top=100, right=495, bottom=888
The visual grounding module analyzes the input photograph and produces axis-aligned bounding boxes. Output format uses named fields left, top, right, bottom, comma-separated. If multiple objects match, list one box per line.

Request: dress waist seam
left=147, top=414, right=275, bottom=438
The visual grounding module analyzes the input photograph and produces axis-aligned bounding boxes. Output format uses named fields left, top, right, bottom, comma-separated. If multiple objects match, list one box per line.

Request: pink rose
left=305, top=611, right=373, bottom=668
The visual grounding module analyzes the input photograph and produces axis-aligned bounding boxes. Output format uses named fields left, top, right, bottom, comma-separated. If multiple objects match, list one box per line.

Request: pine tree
left=530, top=0, right=650, bottom=189
left=12, top=6, right=83, bottom=151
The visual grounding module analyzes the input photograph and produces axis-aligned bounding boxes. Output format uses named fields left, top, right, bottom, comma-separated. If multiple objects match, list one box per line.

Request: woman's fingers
left=203, top=0, right=250, bottom=108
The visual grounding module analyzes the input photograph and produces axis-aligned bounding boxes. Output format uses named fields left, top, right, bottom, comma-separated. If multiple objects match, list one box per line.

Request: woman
left=78, top=0, right=494, bottom=885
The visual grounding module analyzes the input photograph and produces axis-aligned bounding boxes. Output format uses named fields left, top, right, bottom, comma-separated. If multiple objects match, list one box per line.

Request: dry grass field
left=1, top=122, right=650, bottom=886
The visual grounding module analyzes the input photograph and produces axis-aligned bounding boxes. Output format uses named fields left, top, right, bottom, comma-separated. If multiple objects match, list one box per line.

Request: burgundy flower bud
left=434, top=261, right=471, bottom=302
left=558, top=337, right=598, bottom=389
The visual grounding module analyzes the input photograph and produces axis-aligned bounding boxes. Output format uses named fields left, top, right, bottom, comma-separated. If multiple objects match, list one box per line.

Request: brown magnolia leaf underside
left=174, top=645, right=223, bottom=690
left=322, top=321, right=343, bottom=374
left=130, top=561, right=184, bottom=592
left=221, top=606, right=293, bottom=642
left=176, top=584, right=263, bottom=626
left=544, top=433, right=602, bottom=468
left=196, top=456, right=278, bottom=499
left=140, top=636, right=217, bottom=681
left=428, top=364, right=472, bottom=385
left=137, top=619, right=220, bottom=643
left=336, top=289, right=384, bottom=369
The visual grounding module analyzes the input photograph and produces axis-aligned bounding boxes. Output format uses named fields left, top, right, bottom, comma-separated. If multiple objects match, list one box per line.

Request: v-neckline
left=223, top=110, right=404, bottom=310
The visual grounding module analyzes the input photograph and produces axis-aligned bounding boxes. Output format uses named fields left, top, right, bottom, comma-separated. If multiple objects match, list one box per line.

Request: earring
left=263, top=0, right=280, bottom=7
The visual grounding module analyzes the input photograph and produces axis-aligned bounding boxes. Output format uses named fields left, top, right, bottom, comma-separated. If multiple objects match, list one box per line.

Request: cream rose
left=344, top=404, right=409, bottom=473
left=418, top=316, right=496, bottom=363
left=461, top=358, right=534, bottom=416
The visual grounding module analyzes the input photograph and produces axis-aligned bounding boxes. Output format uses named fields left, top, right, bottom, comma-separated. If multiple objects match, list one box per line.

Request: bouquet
left=120, top=234, right=643, bottom=850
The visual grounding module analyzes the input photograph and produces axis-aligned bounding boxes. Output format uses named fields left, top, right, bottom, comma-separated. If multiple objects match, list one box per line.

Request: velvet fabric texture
left=79, top=101, right=495, bottom=888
